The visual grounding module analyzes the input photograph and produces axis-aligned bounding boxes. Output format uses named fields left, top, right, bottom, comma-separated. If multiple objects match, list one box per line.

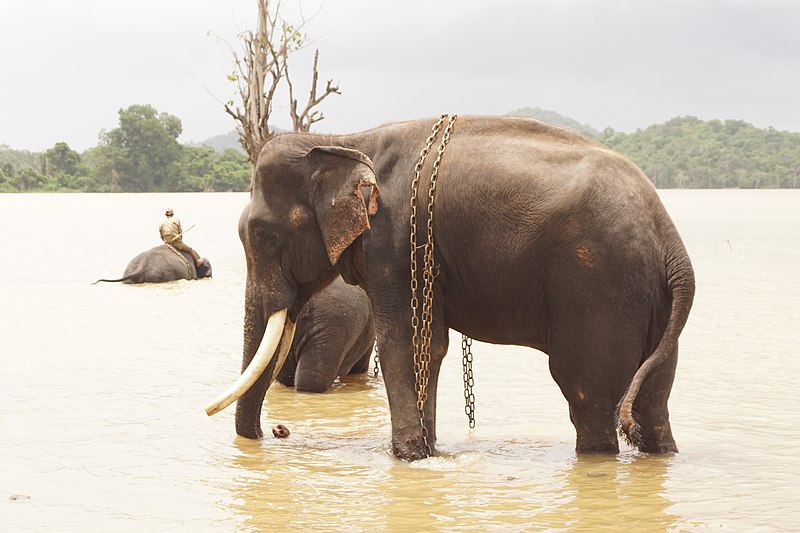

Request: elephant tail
left=92, top=274, right=136, bottom=284
left=617, top=240, right=695, bottom=448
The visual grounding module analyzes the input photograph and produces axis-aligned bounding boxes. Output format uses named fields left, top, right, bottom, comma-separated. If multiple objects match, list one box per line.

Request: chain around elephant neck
left=164, top=243, right=193, bottom=279
left=409, top=113, right=457, bottom=457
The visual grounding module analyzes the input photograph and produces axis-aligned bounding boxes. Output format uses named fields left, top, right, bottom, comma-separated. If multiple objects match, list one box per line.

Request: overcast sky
left=2, top=0, right=798, bottom=152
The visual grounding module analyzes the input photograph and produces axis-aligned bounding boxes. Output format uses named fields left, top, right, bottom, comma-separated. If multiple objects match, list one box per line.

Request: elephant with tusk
left=205, top=276, right=375, bottom=425
left=205, top=115, right=694, bottom=461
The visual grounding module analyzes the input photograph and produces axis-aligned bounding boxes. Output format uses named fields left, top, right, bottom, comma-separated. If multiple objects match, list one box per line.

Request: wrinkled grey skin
left=93, top=245, right=212, bottom=284
left=234, top=115, right=695, bottom=461
left=275, top=276, right=375, bottom=393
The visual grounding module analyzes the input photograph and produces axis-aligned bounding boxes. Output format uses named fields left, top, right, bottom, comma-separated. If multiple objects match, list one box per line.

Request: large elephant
left=275, top=276, right=375, bottom=392
left=205, top=115, right=695, bottom=461
left=94, top=244, right=212, bottom=284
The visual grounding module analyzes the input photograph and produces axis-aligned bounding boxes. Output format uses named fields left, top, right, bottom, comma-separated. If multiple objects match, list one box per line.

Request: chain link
left=372, top=338, right=380, bottom=377
left=409, top=114, right=457, bottom=457
left=462, top=334, right=475, bottom=428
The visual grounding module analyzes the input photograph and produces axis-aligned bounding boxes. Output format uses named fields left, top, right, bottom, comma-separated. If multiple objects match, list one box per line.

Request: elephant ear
left=307, top=146, right=380, bottom=265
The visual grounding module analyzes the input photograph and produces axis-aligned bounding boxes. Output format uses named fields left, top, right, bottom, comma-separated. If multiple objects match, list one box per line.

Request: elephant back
left=163, top=244, right=196, bottom=279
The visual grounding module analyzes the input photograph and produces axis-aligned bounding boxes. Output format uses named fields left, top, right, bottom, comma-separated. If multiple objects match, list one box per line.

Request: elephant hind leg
left=548, top=335, right=641, bottom=454
left=561, top=383, right=623, bottom=454
left=625, top=344, right=679, bottom=453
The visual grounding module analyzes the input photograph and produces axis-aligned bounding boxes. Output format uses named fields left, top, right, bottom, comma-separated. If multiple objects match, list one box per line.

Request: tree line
left=0, top=104, right=252, bottom=193
left=508, top=107, right=800, bottom=189
left=600, top=116, right=800, bottom=189
left=4, top=106, right=799, bottom=193
left=1, top=1, right=342, bottom=194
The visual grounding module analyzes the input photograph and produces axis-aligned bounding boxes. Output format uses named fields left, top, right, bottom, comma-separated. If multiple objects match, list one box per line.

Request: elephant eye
left=251, top=225, right=280, bottom=249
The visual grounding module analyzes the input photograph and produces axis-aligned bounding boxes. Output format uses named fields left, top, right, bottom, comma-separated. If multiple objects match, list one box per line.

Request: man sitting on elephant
left=159, top=207, right=204, bottom=267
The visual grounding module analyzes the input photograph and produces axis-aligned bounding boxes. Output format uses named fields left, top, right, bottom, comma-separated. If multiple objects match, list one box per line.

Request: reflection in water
left=226, top=377, right=394, bottom=531
left=540, top=454, right=680, bottom=531
left=226, top=379, right=682, bottom=532
left=229, top=434, right=686, bottom=531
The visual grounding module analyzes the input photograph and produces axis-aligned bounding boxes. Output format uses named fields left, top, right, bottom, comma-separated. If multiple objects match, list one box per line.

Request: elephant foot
left=235, top=415, right=264, bottom=440
left=392, top=432, right=434, bottom=461
left=637, top=426, right=678, bottom=453
left=575, top=443, right=620, bottom=454
left=575, top=431, right=620, bottom=454
left=639, top=442, right=678, bottom=454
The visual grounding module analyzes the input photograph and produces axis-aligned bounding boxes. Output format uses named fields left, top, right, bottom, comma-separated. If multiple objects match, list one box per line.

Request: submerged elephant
left=275, top=276, right=375, bottom=392
left=93, top=244, right=212, bottom=284
left=205, top=115, right=695, bottom=461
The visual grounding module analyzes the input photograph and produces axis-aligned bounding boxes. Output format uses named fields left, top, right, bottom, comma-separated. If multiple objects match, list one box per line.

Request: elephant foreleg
left=345, top=327, right=377, bottom=375
left=376, top=316, right=448, bottom=461
left=347, top=349, right=373, bottom=375
left=294, top=349, right=340, bottom=393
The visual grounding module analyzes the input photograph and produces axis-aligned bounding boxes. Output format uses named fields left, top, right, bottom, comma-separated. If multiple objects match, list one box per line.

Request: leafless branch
left=287, top=49, right=341, bottom=132
left=222, top=0, right=341, bottom=165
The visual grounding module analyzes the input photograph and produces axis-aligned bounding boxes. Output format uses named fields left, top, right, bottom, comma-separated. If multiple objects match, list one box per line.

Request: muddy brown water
left=2, top=190, right=798, bottom=531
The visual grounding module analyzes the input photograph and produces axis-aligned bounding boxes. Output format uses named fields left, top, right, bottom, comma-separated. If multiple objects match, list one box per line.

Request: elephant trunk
left=204, top=308, right=296, bottom=439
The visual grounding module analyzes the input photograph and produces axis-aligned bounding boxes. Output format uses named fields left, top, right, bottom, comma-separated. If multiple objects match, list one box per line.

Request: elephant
left=204, top=114, right=695, bottom=462
left=275, top=276, right=375, bottom=393
left=93, top=244, right=212, bottom=284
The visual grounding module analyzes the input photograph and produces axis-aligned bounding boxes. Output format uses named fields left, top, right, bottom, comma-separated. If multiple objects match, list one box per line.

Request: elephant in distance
left=93, top=244, right=212, bottom=284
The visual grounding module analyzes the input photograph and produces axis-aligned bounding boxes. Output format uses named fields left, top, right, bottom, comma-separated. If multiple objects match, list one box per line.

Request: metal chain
left=462, top=334, right=475, bottom=428
left=372, top=338, right=380, bottom=377
left=409, top=114, right=457, bottom=457
left=409, top=115, right=447, bottom=457
left=164, top=243, right=193, bottom=278
left=420, top=115, right=457, bottom=375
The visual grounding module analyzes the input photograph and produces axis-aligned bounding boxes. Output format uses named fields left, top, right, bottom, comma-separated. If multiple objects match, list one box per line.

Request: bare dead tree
left=287, top=49, right=340, bottom=132
left=223, top=0, right=340, bottom=165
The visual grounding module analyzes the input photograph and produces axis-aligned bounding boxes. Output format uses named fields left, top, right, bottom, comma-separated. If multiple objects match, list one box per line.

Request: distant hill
left=190, top=130, right=242, bottom=153
left=600, top=116, right=800, bottom=188
left=502, top=108, right=800, bottom=188
left=505, top=106, right=601, bottom=138
left=193, top=126, right=290, bottom=153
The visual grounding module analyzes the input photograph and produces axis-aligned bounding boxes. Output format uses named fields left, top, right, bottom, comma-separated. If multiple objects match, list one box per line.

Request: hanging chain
left=372, top=338, right=380, bottom=377
left=410, top=114, right=447, bottom=457
left=462, top=334, right=475, bottom=428
left=409, top=114, right=457, bottom=457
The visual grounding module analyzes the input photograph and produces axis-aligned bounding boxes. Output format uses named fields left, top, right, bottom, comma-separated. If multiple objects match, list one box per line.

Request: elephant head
left=196, top=259, right=213, bottom=279
left=205, top=141, right=379, bottom=439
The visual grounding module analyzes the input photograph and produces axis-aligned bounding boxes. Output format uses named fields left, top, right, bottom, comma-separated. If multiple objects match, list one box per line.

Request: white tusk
left=204, top=308, right=290, bottom=416
left=268, top=316, right=296, bottom=386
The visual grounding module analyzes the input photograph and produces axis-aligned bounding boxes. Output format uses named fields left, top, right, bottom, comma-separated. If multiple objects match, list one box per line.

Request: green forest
left=2, top=104, right=799, bottom=192
left=0, top=105, right=251, bottom=193
left=601, top=116, right=800, bottom=188
left=507, top=107, right=800, bottom=189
